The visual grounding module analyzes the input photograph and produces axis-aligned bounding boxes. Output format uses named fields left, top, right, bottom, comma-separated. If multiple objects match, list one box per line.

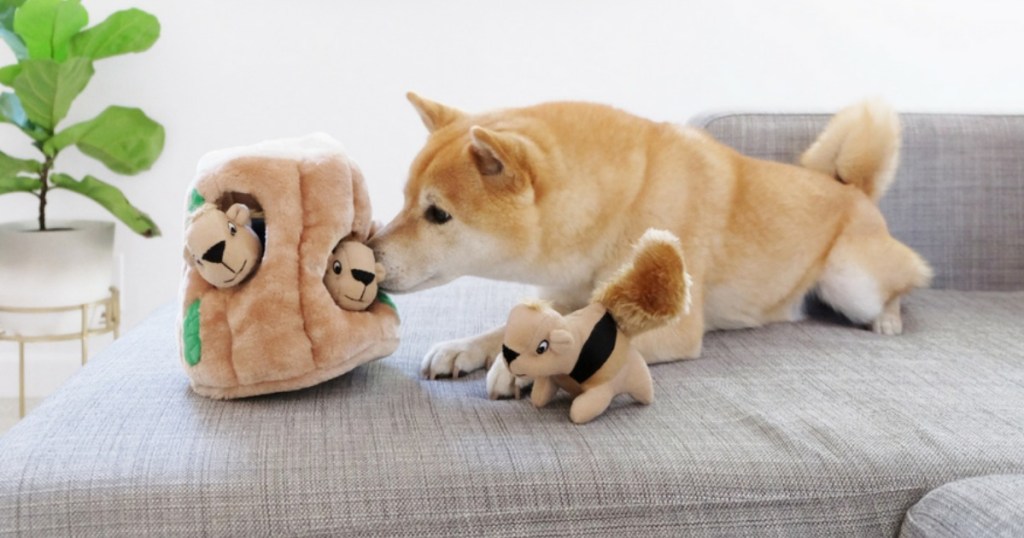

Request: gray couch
left=1, top=113, right=1022, bottom=537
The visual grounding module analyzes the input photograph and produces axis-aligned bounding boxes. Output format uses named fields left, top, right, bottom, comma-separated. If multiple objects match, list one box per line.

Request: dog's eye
left=333, top=261, right=342, bottom=275
left=424, top=205, right=452, bottom=225
left=536, top=340, right=549, bottom=355
left=228, top=223, right=237, bottom=236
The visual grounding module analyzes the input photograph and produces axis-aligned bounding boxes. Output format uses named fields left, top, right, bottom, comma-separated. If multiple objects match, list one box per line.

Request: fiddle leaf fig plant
left=0, top=0, right=163, bottom=236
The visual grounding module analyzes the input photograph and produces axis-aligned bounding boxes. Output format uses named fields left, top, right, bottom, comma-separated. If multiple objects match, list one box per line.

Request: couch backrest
left=690, top=113, right=1024, bottom=291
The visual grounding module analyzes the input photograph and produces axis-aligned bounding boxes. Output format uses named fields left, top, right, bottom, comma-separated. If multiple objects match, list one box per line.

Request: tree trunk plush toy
left=500, top=229, right=691, bottom=424
left=178, top=133, right=399, bottom=399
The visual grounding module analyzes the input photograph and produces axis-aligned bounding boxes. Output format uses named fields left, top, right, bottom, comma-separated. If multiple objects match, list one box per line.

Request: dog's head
left=368, top=93, right=545, bottom=293
left=500, top=302, right=579, bottom=379
left=185, top=203, right=262, bottom=288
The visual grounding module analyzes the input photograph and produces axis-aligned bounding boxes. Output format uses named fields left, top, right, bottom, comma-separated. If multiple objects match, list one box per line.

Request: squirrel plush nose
left=351, top=269, right=375, bottom=286
left=502, top=345, right=520, bottom=364
left=202, top=241, right=226, bottom=264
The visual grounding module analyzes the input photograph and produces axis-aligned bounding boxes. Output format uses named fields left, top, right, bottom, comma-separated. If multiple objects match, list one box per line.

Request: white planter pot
left=0, top=220, right=115, bottom=337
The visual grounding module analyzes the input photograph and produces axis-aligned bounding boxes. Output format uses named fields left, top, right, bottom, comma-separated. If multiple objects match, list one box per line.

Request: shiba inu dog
left=368, top=93, right=932, bottom=398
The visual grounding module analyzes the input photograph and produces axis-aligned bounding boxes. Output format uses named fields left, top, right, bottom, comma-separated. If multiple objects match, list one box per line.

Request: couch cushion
left=691, top=113, right=1024, bottom=292
left=901, top=474, right=1024, bottom=538
left=2, top=278, right=1024, bottom=537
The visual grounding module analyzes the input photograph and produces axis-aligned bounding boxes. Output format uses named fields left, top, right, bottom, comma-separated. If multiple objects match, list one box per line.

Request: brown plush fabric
left=177, top=135, right=400, bottom=399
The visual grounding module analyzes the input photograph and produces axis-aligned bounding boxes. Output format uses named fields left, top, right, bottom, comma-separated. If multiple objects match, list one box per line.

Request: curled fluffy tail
left=800, top=100, right=901, bottom=202
left=591, top=229, right=691, bottom=337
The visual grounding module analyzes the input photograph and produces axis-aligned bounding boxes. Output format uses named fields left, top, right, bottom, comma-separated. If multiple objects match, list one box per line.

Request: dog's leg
left=421, top=326, right=504, bottom=379
left=872, top=296, right=903, bottom=336
left=486, top=357, right=533, bottom=400
left=817, top=226, right=930, bottom=335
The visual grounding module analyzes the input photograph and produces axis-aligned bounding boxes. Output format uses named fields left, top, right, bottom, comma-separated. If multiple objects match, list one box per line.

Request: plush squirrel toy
left=500, top=229, right=691, bottom=424
left=324, top=240, right=386, bottom=311
left=185, top=203, right=263, bottom=289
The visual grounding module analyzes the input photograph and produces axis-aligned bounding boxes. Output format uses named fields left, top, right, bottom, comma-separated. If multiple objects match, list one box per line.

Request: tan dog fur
left=369, top=94, right=932, bottom=398
left=502, top=229, right=690, bottom=423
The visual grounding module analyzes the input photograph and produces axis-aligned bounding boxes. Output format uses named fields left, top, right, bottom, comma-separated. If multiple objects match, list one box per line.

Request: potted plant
left=0, top=0, right=163, bottom=335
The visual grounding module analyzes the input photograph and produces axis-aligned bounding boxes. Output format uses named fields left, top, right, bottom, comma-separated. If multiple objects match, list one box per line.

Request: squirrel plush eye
left=332, top=261, right=342, bottom=275
left=536, top=340, right=550, bottom=355
left=228, top=222, right=237, bottom=236
left=424, top=205, right=452, bottom=225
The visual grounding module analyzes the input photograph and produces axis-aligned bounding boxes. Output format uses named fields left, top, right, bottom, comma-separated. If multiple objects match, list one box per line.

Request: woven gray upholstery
left=2, top=277, right=1024, bottom=537
left=690, top=113, right=1024, bottom=291
left=901, top=474, right=1024, bottom=538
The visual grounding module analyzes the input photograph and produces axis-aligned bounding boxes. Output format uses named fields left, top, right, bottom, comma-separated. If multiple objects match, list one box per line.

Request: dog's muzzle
left=501, top=345, right=520, bottom=364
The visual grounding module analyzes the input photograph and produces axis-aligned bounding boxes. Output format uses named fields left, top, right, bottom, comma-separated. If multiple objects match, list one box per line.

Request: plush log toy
left=500, top=229, right=691, bottom=424
left=178, top=133, right=399, bottom=399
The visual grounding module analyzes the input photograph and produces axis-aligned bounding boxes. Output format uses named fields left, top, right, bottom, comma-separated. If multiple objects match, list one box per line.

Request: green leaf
left=187, top=188, right=204, bottom=212
left=0, top=1, right=27, bottom=58
left=0, top=89, right=26, bottom=124
left=45, top=105, right=163, bottom=173
left=0, top=28, right=25, bottom=59
left=0, top=63, right=19, bottom=85
left=70, top=8, right=158, bottom=60
left=0, top=174, right=40, bottom=195
left=183, top=299, right=201, bottom=366
left=0, top=91, right=47, bottom=139
left=11, top=57, right=92, bottom=130
left=0, top=150, right=40, bottom=175
left=13, top=0, right=87, bottom=61
left=0, top=0, right=28, bottom=19
left=50, top=172, right=160, bottom=236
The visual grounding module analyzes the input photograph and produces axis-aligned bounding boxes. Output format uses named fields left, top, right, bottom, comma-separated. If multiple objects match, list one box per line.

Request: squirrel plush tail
left=591, top=229, right=691, bottom=337
left=799, top=99, right=901, bottom=203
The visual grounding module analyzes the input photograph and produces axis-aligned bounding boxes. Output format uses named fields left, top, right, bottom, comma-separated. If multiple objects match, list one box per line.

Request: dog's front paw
left=486, top=356, right=533, bottom=400
left=421, top=337, right=492, bottom=380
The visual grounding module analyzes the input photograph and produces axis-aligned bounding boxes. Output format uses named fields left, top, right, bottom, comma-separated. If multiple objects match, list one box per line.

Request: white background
left=1, top=0, right=1022, bottom=397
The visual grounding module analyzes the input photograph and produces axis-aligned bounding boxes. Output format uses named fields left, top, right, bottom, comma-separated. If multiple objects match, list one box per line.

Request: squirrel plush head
left=185, top=203, right=263, bottom=288
left=324, top=240, right=386, bottom=311
left=501, top=301, right=581, bottom=378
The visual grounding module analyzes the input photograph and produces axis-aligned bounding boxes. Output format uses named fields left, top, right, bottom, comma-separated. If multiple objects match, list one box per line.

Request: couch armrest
left=689, top=113, right=1024, bottom=291
left=900, top=474, right=1024, bottom=538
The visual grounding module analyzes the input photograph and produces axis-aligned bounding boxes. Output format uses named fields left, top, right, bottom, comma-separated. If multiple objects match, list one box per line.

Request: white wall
left=2, top=0, right=1023, bottom=396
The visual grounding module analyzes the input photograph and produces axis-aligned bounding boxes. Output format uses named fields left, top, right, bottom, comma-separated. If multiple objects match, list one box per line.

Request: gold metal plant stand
left=0, top=287, right=120, bottom=418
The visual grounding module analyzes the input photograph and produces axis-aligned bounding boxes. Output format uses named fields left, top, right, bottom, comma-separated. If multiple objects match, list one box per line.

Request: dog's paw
left=872, top=312, right=903, bottom=336
left=421, top=337, right=492, bottom=379
left=486, top=356, right=533, bottom=400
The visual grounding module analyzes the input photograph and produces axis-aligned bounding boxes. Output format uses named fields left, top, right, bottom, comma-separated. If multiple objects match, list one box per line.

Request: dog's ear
left=470, top=126, right=524, bottom=180
left=407, top=92, right=465, bottom=133
left=225, top=203, right=251, bottom=225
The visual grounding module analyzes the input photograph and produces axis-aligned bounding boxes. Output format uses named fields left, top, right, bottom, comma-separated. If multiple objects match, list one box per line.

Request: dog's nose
left=501, top=345, right=520, bottom=364
left=202, top=241, right=226, bottom=264
left=351, top=269, right=375, bottom=286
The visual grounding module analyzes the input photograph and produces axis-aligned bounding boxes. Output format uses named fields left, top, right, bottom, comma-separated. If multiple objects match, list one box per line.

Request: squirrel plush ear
left=225, top=203, right=251, bottom=225
left=407, top=92, right=465, bottom=133
left=548, top=329, right=575, bottom=351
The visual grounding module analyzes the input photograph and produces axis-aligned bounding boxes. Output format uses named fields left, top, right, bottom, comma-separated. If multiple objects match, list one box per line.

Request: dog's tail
left=591, top=229, right=691, bottom=337
left=800, top=99, right=901, bottom=203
